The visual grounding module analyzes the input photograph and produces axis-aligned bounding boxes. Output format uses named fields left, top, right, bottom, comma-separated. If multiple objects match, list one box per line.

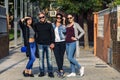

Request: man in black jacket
left=33, top=12, right=55, bottom=77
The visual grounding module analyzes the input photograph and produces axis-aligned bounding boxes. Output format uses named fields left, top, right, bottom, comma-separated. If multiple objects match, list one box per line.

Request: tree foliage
left=114, top=0, right=120, bottom=5
left=1, top=0, right=118, bottom=16
left=29, top=0, right=120, bottom=15
left=30, top=0, right=50, bottom=11
left=56, top=0, right=113, bottom=15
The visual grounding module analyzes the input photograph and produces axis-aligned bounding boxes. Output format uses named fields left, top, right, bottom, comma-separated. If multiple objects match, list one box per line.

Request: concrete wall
left=0, top=34, right=9, bottom=59
left=0, top=6, right=9, bottom=59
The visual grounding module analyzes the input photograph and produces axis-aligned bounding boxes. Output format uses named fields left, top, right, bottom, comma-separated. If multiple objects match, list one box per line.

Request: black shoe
left=38, top=72, right=45, bottom=77
left=57, top=71, right=65, bottom=78
left=48, top=72, right=54, bottom=78
left=23, top=71, right=29, bottom=77
left=29, top=74, right=34, bottom=77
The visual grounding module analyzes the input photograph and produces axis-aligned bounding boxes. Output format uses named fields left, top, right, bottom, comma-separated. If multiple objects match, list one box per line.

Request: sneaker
left=48, top=72, right=54, bottom=78
left=38, top=72, right=45, bottom=77
left=80, top=67, right=84, bottom=76
left=67, top=73, right=76, bottom=77
left=57, top=71, right=65, bottom=78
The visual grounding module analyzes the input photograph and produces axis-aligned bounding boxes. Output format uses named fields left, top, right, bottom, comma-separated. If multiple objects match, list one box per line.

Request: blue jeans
left=37, top=44, right=53, bottom=73
left=26, top=42, right=36, bottom=69
left=66, top=41, right=81, bottom=73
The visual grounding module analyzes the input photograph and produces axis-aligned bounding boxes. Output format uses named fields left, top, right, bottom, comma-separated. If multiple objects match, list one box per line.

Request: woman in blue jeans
left=19, top=16, right=36, bottom=77
left=66, top=14, right=85, bottom=77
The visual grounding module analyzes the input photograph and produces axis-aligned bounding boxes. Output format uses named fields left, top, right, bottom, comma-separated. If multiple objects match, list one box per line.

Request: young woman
left=19, top=16, right=36, bottom=77
left=66, top=14, right=85, bottom=77
left=52, top=13, right=66, bottom=78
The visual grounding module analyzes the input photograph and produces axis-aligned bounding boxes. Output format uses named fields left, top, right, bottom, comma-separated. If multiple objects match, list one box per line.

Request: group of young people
left=19, top=12, right=85, bottom=78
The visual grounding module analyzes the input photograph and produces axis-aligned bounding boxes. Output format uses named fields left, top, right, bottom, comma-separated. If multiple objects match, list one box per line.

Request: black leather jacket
left=19, top=20, right=31, bottom=57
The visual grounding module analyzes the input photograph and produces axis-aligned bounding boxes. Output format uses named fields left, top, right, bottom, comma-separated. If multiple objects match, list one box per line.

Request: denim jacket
left=52, top=23, right=66, bottom=40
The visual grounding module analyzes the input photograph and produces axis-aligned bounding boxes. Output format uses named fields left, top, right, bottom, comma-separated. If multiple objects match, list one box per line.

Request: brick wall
left=110, top=11, right=120, bottom=72
left=96, top=14, right=110, bottom=63
left=94, top=9, right=120, bottom=72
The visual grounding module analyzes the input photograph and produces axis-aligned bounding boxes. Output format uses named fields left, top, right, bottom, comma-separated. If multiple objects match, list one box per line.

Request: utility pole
left=24, top=0, right=27, bottom=17
left=20, top=0, right=23, bottom=43
left=30, top=3, right=33, bottom=17
left=4, top=0, right=8, bottom=15
left=4, top=0, right=9, bottom=31
left=27, top=0, right=31, bottom=16
left=14, top=0, right=17, bottom=47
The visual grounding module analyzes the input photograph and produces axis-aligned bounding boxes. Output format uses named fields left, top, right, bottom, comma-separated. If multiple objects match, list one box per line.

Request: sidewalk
left=0, top=44, right=120, bottom=80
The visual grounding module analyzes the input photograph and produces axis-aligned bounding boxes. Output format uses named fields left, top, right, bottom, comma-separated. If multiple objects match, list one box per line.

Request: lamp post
left=14, top=0, right=17, bottom=47
left=20, top=0, right=23, bottom=19
left=4, top=0, right=8, bottom=15
left=24, top=0, right=27, bottom=17
left=20, top=0, right=23, bottom=43
left=4, top=0, right=9, bottom=31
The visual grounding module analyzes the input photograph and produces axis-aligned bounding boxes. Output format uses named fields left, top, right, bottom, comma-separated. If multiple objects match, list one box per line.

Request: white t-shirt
left=55, top=27, right=65, bottom=42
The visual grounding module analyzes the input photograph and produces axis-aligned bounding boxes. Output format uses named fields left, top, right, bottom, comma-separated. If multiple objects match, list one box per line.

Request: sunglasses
left=39, top=16, right=45, bottom=19
left=56, top=17, right=62, bottom=19
left=67, top=17, right=72, bottom=20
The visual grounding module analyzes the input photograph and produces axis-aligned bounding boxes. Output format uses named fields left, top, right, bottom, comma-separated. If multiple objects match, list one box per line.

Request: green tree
left=29, top=0, right=120, bottom=49
left=114, top=0, right=120, bottom=5
left=30, top=0, right=51, bottom=12
left=56, top=0, right=112, bottom=49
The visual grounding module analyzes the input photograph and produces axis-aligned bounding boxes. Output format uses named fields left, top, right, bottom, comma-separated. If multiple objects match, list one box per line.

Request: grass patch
left=9, top=29, right=20, bottom=40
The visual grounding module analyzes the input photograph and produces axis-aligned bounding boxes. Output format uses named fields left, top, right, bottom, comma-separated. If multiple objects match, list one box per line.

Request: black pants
left=53, top=41, right=66, bottom=71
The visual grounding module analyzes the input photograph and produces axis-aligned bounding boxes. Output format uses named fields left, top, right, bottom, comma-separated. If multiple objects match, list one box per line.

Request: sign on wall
left=97, top=15, right=104, bottom=38
left=97, top=9, right=110, bottom=38
left=117, top=5, right=120, bottom=41
left=117, top=27, right=120, bottom=41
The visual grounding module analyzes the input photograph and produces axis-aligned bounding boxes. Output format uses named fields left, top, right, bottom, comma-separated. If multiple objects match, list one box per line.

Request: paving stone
left=0, top=44, right=120, bottom=80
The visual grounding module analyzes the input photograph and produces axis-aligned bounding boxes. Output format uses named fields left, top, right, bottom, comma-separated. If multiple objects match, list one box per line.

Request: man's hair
left=38, top=12, right=45, bottom=16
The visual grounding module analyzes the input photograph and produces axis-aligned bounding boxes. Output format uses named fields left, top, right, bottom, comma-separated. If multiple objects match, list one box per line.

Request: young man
left=33, top=12, right=55, bottom=78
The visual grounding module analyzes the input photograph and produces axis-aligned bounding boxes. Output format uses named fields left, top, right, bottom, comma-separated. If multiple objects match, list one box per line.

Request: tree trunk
left=84, top=22, right=89, bottom=50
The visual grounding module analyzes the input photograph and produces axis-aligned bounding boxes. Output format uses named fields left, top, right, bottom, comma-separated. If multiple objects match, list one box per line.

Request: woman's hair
left=67, top=13, right=74, bottom=17
left=55, top=13, right=63, bottom=24
left=24, top=16, right=33, bottom=26
left=56, top=13, right=63, bottom=18
left=66, top=13, right=75, bottom=24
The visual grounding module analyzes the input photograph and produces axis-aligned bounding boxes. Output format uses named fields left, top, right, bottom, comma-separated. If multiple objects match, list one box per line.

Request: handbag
left=21, top=46, right=27, bottom=52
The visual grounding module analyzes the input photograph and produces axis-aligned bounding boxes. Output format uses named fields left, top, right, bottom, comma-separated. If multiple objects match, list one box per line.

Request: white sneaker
left=80, top=67, right=84, bottom=76
left=67, top=73, right=76, bottom=77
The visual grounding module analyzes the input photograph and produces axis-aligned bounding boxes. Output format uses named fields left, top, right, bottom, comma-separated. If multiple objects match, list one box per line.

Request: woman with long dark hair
left=66, top=14, right=85, bottom=77
left=19, top=16, right=36, bottom=77
left=52, top=13, right=66, bottom=78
